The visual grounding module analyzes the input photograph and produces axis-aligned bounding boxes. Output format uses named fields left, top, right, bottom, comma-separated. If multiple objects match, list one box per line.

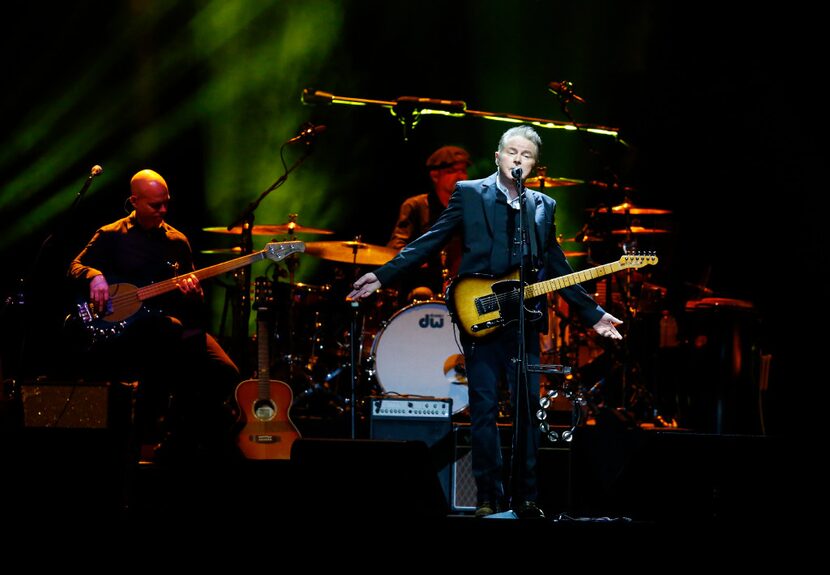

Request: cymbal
left=589, top=202, right=672, bottom=215
left=563, top=250, right=588, bottom=257
left=203, top=223, right=334, bottom=236
left=558, top=235, right=603, bottom=243
left=200, top=247, right=243, bottom=255
left=610, top=226, right=670, bottom=235
left=587, top=180, right=636, bottom=192
left=525, top=176, right=584, bottom=188
left=304, top=241, right=398, bottom=266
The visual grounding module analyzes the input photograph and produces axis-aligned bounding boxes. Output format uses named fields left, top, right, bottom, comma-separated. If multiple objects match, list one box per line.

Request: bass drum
left=370, top=301, right=467, bottom=414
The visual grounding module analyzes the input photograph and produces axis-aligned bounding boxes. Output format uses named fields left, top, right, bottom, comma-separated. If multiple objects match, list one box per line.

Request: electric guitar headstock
left=618, top=252, right=659, bottom=269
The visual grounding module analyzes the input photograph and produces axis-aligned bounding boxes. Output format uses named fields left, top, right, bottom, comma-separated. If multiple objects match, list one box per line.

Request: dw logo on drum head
left=371, top=301, right=468, bottom=414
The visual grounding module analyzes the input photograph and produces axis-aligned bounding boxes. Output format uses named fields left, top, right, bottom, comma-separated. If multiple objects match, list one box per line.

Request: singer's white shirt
left=494, top=171, right=522, bottom=210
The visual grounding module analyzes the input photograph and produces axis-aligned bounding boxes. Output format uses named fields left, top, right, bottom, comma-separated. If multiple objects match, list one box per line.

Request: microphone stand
left=225, top=139, right=317, bottom=374
left=514, top=169, right=574, bottom=510
left=17, top=166, right=102, bottom=378
left=301, top=88, right=622, bottom=140
left=29, top=166, right=102, bottom=293
left=511, top=172, right=531, bottom=509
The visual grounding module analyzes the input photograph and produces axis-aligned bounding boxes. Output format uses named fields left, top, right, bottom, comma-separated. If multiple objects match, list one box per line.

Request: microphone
left=301, top=88, right=335, bottom=105
left=547, top=81, right=586, bottom=104
left=75, top=165, right=103, bottom=202
left=287, top=123, right=327, bottom=144
left=511, top=167, right=523, bottom=180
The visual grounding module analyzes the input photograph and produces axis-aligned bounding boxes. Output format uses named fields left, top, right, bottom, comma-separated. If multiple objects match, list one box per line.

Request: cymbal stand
left=232, top=218, right=255, bottom=373
left=225, top=131, right=318, bottom=373
left=278, top=227, right=304, bottom=390
left=348, top=297, right=360, bottom=438
left=547, top=80, right=652, bottom=421
left=277, top=228, right=337, bottom=411
left=284, top=217, right=301, bottom=287
left=349, top=234, right=362, bottom=264
left=344, top=248, right=367, bottom=438
left=615, top=229, right=658, bottom=421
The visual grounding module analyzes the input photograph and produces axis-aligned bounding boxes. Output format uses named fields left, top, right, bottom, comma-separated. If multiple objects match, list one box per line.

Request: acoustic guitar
left=235, top=280, right=300, bottom=459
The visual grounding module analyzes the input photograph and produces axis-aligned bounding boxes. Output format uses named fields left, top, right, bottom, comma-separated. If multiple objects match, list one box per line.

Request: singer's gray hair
left=497, top=125, right=542, bottom=159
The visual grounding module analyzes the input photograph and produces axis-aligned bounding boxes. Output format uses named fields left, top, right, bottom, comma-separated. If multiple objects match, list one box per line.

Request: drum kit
left=202, top=217, right=468, bottom=418
left=531, top=176, right=676, bottom=422
left=201, top=180, right=674, bottom=423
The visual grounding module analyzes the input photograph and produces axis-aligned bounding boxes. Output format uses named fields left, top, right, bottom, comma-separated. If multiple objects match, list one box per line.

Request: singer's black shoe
left=474, top=501, right=498, bottom=518
left=514, top=500, right=545, bottom=519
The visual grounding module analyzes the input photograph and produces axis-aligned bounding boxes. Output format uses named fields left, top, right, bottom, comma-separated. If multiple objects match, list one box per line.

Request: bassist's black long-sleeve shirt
left=68, top=211, right=203, bottom=328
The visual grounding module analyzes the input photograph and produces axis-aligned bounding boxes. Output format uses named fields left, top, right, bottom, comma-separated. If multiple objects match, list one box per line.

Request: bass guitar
left=235, top=279, right=300, bottom=459
left=68, top=240, right=305, bottom=345
left=446, top=252, right=658, bottom=338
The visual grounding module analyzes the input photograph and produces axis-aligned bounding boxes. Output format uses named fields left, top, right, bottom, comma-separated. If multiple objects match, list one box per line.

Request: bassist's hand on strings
left=592, top=312, right=623, bottom=340
left=175, top=273, right=204, bottom=299
left=89, top=274, right=110, bottom=313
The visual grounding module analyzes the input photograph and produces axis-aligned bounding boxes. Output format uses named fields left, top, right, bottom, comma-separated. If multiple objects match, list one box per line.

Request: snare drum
left=370, top=300, right=467, bottom=414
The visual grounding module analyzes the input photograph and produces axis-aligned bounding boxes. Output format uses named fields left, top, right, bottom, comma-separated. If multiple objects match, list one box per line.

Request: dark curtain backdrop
left=1, top=0, right=821, bottom=436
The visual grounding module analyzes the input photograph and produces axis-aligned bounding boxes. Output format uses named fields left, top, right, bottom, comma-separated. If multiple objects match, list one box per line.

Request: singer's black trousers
left=460, top=324, right=541, bottom=507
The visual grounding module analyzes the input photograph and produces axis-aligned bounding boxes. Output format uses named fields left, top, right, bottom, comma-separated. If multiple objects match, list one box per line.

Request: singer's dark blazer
left=375, top=173, right=605, bottom=329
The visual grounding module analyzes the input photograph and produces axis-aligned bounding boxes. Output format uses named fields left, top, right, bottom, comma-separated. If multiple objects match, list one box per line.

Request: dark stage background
left=1, top=0, right=822, bottom=438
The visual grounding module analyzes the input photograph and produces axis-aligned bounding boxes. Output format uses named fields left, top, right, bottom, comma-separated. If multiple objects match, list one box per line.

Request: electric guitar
left=446, top=252, right=658, bottom=338
left=68, top=241, right=305, bottom=346
left=235, top=280, right=300, bottom=459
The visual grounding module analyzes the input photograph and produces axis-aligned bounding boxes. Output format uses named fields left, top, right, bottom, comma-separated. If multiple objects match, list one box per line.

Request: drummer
left=386, top=145, right=472, bottom=304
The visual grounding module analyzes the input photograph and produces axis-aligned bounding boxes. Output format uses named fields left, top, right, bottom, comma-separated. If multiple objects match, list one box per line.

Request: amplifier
left=369, top=396, right=452, bottom=419
left=20, top=379, right=110, bottom=428
left=369, top=396, right=454, bottom=507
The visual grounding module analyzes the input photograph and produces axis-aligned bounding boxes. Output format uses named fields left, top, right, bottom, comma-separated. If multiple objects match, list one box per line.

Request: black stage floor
left=1, top=373, right=804, bottom=562
left=1, top=403, right=796, bottom=546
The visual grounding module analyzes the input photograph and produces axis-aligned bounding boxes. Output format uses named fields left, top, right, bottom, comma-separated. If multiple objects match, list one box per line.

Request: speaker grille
left=21, top=380, right=110, bottom=428
left=452, top=444, right=476, bottom=510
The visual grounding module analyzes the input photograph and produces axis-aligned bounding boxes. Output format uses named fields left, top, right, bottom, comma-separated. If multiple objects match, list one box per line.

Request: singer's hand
left=592, top=312, right=623, bottom=340
left=348, top=273, right=381, bottom=300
